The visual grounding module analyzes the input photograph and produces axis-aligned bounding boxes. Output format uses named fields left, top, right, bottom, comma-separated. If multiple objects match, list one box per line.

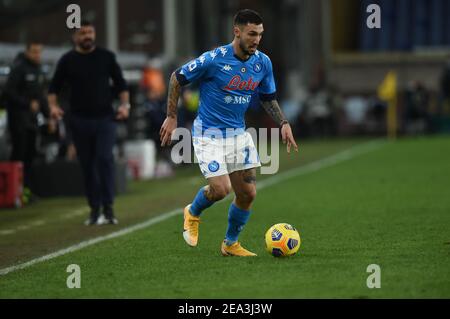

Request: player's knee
left=237, top=188, right=257, bottom=204
left=209, top=183, right=231, bottom=201
left=217, top=184, right=232, bottom=200
left=247, top=188, right=257, bottom=202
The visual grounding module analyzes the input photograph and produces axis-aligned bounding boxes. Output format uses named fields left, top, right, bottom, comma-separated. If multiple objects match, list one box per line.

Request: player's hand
left=47, top=118, right=58, bottom=134
left=66, top=143, right=77, bottom=161
left=281, top=123, right=298, bottom=154
left=30, top=100, right=40, bottom=113
left=116, top=104, right=130, bottom=120
left=160, top=116, right=177, bottom=147
left=49, top=105, right=64, bottom=120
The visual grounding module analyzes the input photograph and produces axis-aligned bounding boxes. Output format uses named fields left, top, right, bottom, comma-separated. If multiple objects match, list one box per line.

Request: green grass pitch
left=0, top=137, right=449, bottom=298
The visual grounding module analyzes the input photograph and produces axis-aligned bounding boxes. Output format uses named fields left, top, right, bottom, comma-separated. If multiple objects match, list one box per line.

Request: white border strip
left=0, top=139, right=385, bottom=276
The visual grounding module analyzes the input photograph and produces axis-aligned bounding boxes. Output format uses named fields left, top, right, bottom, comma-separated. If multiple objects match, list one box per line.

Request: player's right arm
left=160, top=72, right=181, bottom=146
left=160, top=50, right=215, bottom=146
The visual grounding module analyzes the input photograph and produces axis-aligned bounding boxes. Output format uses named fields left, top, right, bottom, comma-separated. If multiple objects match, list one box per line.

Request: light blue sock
left=224, top=203, right=251, bottom=245
left=190, top=186, right=215, bottom=216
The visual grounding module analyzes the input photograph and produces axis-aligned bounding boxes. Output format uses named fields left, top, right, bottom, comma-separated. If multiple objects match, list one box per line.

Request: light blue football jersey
left=176, top=43, right=276, bottom=136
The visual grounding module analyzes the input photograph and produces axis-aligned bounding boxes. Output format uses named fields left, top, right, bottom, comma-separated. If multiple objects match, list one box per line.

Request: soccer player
left=160, top=9, right=298, bottom=256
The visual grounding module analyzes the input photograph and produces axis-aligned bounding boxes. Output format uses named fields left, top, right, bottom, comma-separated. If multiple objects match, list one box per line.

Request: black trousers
left=9, top=124, right=37, bottom=189
left=70, top=114, right=116, bottom=210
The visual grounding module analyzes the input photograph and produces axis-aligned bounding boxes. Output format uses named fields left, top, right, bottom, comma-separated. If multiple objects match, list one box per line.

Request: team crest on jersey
left=208, top=161, right=220, bottom=172
left=240, top=67, right=246, bottom=73
left=253, top=63, right=262, bottom=73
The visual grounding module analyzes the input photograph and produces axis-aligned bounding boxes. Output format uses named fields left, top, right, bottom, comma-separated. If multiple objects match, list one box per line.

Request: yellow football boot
left=183, top=204, right=200, bottom=247
left=220, top=240, right=257, bottom=257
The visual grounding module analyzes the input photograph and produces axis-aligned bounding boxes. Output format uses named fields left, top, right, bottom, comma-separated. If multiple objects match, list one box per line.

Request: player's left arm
left=260, top=99, right=298, bottom=153
left=259, top=55, right=298, bottom=153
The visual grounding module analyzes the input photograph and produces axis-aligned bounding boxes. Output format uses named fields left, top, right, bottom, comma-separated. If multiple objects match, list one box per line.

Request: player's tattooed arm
left=261, top=99, right=299, bottom=153
left=160, top=72, right=181, bottom=146
left=166, top=72, right=181, bottom=119
left=260, top=99, right=288, bottom=127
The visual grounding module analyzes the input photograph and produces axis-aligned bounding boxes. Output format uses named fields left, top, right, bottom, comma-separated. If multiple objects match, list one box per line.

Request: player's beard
left=239, top=39, right=255, bottom=56
left=79, top=38, right=95, bottom=51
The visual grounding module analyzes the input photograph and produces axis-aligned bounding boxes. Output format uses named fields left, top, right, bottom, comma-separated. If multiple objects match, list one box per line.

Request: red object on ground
left=126, top=159, right=141, bottom=180
left=0, top=162, right=23, bottom=208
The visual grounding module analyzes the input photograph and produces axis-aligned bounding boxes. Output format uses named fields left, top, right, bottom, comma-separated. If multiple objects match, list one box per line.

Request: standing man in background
left=4, top=40, right=48, bottom=203
left=48, top=21, right=130, bottom=225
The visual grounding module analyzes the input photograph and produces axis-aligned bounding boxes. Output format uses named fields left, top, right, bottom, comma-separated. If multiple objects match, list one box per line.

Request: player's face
left=25, top=44, right=43, bottom=65
left=236, top=23, right=264, bottom=56
left=74, top=26, right=96, bottom=51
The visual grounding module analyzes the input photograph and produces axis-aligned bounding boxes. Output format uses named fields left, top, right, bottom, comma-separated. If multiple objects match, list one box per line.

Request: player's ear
left=233, top=25, right=241, bottom=38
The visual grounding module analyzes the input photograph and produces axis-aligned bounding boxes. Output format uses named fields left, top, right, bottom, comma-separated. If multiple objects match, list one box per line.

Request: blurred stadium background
left=0, top=0, right=449, bottom=298
left=1, top=0, right=450, bottom=168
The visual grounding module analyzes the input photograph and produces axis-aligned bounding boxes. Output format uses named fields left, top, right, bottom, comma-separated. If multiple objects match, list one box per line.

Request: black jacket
left=48, top=47, right=127, bottom=118
left=441, top=61, right=450, bottom=100
left=4, top=53, right=48, bottom=130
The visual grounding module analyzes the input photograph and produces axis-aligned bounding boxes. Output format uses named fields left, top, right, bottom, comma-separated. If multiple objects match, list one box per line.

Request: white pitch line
left=29, top=220, right=46, bottom=227
left=0, top=209, right=182, bottom=276
left=0, top=207, right=88, bottom=237
left=0, top=207, right=91, bottom=238
left=0, top=139, right=385, bottom=276
left=16, top=225, right=30, bottom=231
left=60, top=208, right=89, bottom=220
left=0, top=229, right=16, bottom=236
left=0, top=220, right=46, bottom=236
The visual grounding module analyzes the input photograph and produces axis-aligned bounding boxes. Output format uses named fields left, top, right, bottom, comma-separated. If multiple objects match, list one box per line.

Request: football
left=265, top=223, right=301, bottom=257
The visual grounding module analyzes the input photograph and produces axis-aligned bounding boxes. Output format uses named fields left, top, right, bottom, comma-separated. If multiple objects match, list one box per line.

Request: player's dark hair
left=73, top=20, right=95, bottom=33
left=80, top=20, right=94, bottom=28
left=25, top=39, right=42, bottom=50
left=233, top=9, right=263, bottom=26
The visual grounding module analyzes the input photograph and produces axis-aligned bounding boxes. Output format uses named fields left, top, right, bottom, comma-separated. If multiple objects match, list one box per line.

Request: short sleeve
left=176, top=50, right=215, bottom=85
left=258, top=56, right=276, bottom=99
